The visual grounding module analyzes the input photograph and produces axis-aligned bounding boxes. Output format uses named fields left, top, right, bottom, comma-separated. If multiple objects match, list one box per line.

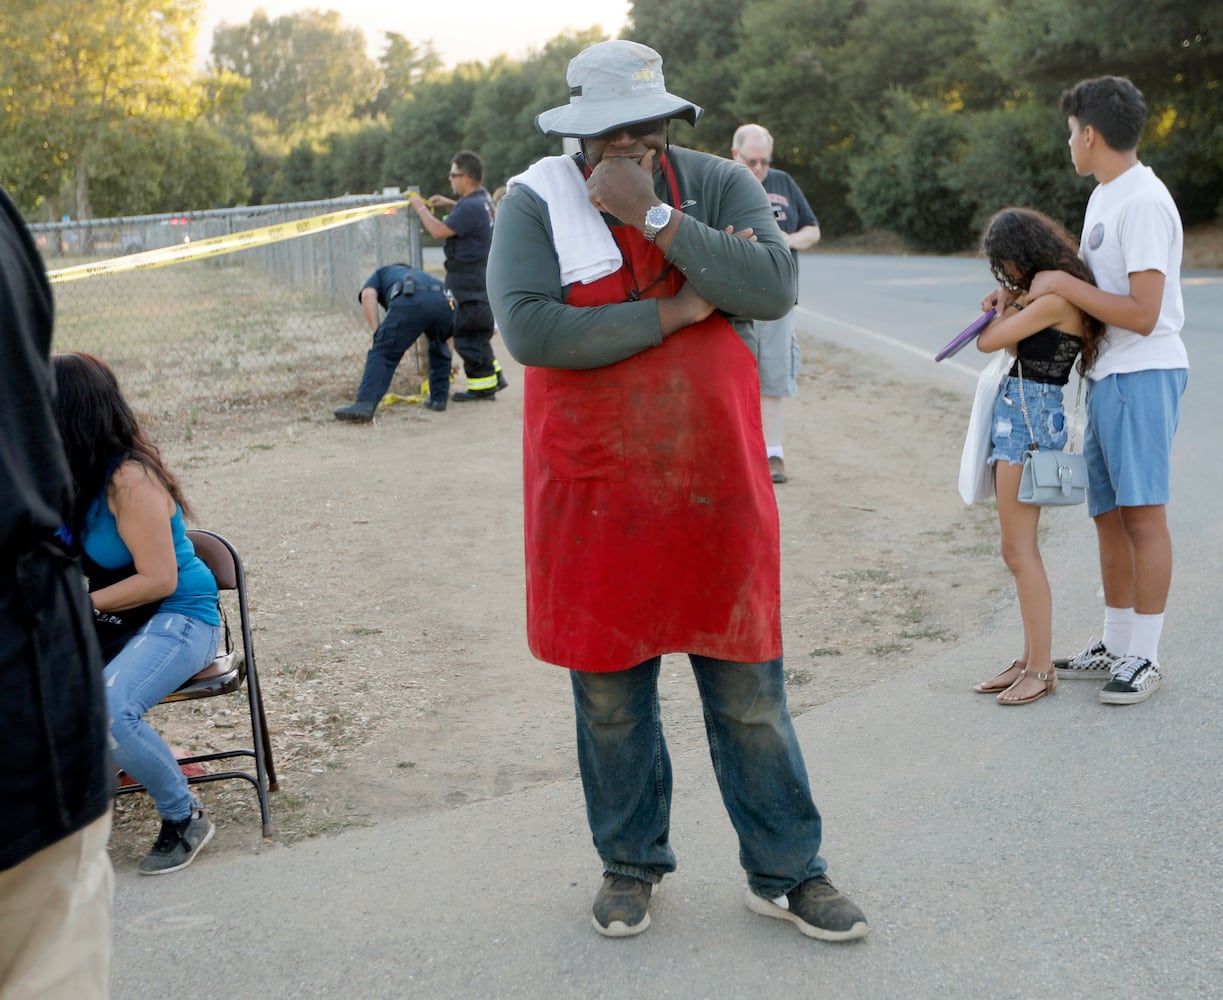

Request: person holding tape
left=334, top=264, right=456, bottom=421
left=409, top=151, right=507, bottom=402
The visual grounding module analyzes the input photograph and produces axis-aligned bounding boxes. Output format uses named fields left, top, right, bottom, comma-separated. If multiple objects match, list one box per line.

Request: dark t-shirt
left=443, top=188, right=494, bottom=266
left=761, top=168, right=818, bottom=238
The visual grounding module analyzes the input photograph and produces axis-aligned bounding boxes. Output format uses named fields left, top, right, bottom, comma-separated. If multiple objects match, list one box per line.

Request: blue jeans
left=571, top=655, right=826, bottom=897
left=104, top=612, right=220, bottom=821
left=356, top=292, right=455, bottom=406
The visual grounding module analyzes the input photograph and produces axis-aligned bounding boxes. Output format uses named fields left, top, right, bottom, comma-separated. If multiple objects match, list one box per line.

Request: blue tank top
left=81, top=475, right=220, bottom=626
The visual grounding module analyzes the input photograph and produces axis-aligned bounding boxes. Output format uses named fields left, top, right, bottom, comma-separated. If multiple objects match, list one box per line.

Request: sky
left=199, top=0, right=631, bottom=68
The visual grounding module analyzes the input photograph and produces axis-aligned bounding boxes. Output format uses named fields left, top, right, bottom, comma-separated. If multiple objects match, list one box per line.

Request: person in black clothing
left=409, top=150, right=507, bottom=402
left=334, top=264, right=456, bottom=422
left=0, top=185, right=114, bottom=995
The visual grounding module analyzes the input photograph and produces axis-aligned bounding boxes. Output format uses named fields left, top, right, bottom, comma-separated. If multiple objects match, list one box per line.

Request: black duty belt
left=387, top=279, right=449, bottom=302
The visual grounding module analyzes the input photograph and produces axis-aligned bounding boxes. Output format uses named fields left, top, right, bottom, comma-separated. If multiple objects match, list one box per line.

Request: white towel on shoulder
left=506, top=155, right=622, bottom=285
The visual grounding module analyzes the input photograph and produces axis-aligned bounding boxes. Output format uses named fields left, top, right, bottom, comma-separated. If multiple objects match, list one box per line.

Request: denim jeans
left=570, top=655, right=827, bottom=897
left=356, top=292, right=455, bottom=405
left=104, top=612, right=220, bottom=821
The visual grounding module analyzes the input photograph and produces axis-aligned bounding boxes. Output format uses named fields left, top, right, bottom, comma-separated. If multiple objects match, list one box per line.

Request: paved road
left=111, top=256, right=1223, bottom=999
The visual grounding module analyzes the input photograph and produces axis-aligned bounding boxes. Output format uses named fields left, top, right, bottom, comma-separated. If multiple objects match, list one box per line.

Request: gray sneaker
left=591, top=872, right=652, bottom=937
left=1054, top=639, right=1120, bottom=680
left=138, top=808, right=215, bottom=875
left=745, top=874, right=869, bottom=941
left=1099, top=656, right=1162, bottom=705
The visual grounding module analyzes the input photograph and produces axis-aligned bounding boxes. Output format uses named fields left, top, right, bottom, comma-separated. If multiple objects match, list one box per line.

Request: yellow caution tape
left=380, top=392, right=425, bottom=406
left=47, top=198, right=414, bottom=284
left=379, top=370, right=457, bottom=407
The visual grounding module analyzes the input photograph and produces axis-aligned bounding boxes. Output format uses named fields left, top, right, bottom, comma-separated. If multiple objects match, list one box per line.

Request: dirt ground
left=108, top=331, right=1008, bottom=869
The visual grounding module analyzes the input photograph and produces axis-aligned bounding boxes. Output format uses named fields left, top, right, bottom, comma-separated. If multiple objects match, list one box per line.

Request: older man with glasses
left=731, top=123, right=822, bottom=485
left=488, top=40, right=867, bottom=943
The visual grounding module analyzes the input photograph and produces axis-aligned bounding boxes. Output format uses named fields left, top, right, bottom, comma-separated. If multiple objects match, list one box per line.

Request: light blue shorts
left=988, top=377, right=1068, bottom=467
left=1085, top=368, right=1188, bottom=516
left=754, top=311, right=800, bottom=397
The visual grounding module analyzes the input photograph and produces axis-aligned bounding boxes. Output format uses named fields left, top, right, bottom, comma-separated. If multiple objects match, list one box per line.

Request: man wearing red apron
left=487, top=40, right=868, bottom=942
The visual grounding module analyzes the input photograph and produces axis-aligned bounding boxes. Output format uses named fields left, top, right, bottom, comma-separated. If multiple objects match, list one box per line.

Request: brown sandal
left=974, top=660, right=1024, bottom=694
left=996, top=667, right=1056, bottom=705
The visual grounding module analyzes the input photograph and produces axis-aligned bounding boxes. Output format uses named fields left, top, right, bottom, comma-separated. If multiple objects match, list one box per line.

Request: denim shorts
left=988, top=376, right=1068, bottom=467
left=1084, top=368, right=1188, bottom=515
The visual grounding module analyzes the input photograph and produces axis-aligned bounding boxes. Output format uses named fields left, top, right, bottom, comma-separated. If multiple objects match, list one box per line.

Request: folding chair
left=115, top=528, right=278, bottom=836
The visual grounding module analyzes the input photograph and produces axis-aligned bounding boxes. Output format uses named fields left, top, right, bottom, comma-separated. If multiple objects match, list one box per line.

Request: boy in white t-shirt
left=1028, top=76, right=1189, bottom=705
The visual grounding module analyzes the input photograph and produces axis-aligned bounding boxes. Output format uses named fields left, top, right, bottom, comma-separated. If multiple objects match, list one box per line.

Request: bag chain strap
left=1016, top=358, right=1082, bottom=454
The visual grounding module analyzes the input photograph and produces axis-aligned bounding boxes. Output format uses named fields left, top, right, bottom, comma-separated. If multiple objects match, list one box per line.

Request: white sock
left=761, top=395, right=784, bottom=451
left=1101, top=606, right=1134, bottom=656
left=766, top=447, right=784, bottom=460
left=1128, top=613, right=1165, bottom=664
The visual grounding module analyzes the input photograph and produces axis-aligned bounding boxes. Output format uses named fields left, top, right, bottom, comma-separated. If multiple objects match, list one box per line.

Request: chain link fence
left=31, top=196, right=433, bottom=441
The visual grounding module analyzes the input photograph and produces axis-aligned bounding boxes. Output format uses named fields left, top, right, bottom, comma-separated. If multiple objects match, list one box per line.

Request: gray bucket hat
left=534, top=40, right=703, bottom=139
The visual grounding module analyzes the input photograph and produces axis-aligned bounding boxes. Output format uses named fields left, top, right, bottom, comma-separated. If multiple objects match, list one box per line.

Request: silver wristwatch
left=642, top=203, right=673, bottom=243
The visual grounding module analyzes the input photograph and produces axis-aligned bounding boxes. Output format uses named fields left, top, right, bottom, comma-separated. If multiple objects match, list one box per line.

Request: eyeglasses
left=742, top=157, right=771, bottom=169
left=597, top=119, right=666, bottom=141
left=448, top=171, right=465, bottom=178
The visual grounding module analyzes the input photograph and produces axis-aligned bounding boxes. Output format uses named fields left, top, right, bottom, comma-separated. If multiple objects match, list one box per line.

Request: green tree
left=0, top=0, right=219, bottom=217
left=989, top=0, right=1223, bottom=225
left=367, top=32, right=445, bottom=117
left=941, top=102, right=1097, bottom=240
left=210, top=9, right=380, bottom=136
left=731, top=0, right=863, bottom=233
left=848, top=90, right=976, bottom=253
left=463, top=31, right=604, bottom=187
left=88, top=118, right=249, bottom=216
left=624, top=0, right=751, bottom=151
left=382, top=71, right=481, bottom=195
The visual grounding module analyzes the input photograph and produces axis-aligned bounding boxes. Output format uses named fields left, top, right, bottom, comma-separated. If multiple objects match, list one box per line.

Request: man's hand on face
left=586, top=148, right=658, bottom=224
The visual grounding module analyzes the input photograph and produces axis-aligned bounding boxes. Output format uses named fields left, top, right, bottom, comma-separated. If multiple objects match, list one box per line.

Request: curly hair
left=51, top=352, right=192, bottom=539
left=982, top=207, right=1105, bottom=374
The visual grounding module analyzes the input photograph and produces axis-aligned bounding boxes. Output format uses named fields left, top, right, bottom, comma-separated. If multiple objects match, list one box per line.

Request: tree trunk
left=75, top=151, right=93, bottom=220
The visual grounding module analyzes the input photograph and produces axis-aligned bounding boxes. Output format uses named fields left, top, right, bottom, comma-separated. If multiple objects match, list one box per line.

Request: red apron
left=523, top=175, right=781, bottom=672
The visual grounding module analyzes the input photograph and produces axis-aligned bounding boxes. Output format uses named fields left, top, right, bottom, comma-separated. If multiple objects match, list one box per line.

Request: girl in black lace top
left=971, top=207, right=1104, bottom=705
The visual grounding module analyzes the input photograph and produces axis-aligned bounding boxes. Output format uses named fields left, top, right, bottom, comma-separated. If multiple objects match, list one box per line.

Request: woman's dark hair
left=982, top=207, right=1105, bottom=374
left=52, top=352, right=192, bottom=537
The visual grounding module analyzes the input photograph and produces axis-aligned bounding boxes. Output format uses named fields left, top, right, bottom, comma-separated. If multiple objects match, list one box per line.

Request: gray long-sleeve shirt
left=487, top=145, right=796, bottom=370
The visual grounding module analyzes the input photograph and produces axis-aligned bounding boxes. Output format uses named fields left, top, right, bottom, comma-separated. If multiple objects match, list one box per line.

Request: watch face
left=646, top=205, right=671, bottom=228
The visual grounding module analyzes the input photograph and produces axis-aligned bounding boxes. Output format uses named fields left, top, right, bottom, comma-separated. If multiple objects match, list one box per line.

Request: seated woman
left=53, top=352, right=222, bottom=874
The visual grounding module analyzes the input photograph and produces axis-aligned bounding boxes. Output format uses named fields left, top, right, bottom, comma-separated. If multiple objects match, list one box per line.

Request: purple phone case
left=935, top=309, right=995, bottom=361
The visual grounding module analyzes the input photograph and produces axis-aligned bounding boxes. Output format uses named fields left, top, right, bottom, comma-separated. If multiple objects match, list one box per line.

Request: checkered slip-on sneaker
left=1054, top=639, right=1120, bottom=680
left=1099, top=656, right=1162, bottom=705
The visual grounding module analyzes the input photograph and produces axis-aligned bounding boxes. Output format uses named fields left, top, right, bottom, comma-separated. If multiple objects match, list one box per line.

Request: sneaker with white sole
left=745, top=874, right=868, bottom=942
left=138, top=807, right=214, bottom=875
left=591, top=872, right=652, bottom=937
left=1099, top=656, right=1162, bottom=705
left=1054, top=639, right=1120, bottom=680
